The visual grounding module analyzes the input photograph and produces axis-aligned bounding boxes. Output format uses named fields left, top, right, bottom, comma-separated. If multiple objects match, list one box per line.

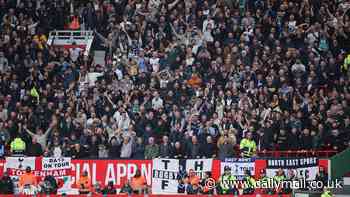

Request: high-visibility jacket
left=342, top=54, right=350, bottom=71
left=240, top=138, right=256, bottom=157
left=10, top=138, right=26, bottom=152
left=219, top=174, right=236, bottom=193
left=274, top=175, right=285, bottom=182
left=245, top=176, right=256, bottom=188
left=321, top=190, right=332, bottom=197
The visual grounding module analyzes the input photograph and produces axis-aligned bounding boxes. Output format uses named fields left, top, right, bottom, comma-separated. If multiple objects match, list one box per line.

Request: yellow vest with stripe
left=10, top=138, right=26, bottom=152
left=240, top=138, right=256, bottom=157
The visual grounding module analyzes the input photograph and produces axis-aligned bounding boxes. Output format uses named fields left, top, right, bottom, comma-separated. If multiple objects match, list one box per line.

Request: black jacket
left=201, top=142, right=215, bottom=158
left=0, top=176, right=14, bottom=194
left=27, top=142, right=43, bottom=156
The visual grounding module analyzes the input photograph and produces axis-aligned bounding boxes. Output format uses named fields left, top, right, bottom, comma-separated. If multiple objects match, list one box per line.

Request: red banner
left=70, top=159, right=152, bottom=189
left=0, top=158, right=329, bottom=188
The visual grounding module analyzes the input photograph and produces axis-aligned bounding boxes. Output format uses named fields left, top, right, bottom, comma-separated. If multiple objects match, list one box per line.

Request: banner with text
left=185, top=159, right=213, bottom=179
left=221, top=158, right=255, bottom=180
left=152, top=158, right=214, bottom=194
left=266, top=157, right=319, bottom=180
left=71, top=159, right=152, bottom=189
left=152, top=158, right=179, bottom=194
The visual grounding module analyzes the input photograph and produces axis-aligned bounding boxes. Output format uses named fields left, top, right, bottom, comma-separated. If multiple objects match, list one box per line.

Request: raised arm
left=24, top=125, right=35, bottom=137
left=168, top=0, right=180, bottom=10
left=94, top=30, right=108, bottom=45
left=43, top=126, right=52, bottom=138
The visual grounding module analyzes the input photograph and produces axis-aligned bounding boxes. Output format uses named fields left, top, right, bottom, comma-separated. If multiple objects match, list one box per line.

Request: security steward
left=10, top=137, right=26, bottom=154
left=273, top=168, right=286, bottom=194
left=217, top=166, right=238, bottom=195
left=321, top=187, right=333, bottom=197
left=242, top=169, right=256, bottom=194
left=240, top=132, right=257, bottom=157
left=258, top=169, right=274, bottom=194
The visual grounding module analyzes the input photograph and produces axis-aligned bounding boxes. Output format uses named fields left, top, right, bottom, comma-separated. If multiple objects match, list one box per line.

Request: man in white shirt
left=152, top=91, right=163, bottom=110
left=149, top=51, right=160, bottom=72
left=113, top=107, right=131, bottom=130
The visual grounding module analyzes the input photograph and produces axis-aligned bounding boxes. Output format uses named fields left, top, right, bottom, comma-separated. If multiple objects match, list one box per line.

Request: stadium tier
left=0, top=0, right=350, bottom=196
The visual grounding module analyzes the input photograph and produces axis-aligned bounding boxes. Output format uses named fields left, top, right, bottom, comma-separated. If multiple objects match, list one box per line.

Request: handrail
left=47, top=30, right=94, bottom=56
left=49, top=30, right=94, bottom=36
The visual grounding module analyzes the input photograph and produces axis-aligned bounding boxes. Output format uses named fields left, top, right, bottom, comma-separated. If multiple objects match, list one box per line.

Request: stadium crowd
left=0, top=0, right=350, bottom=160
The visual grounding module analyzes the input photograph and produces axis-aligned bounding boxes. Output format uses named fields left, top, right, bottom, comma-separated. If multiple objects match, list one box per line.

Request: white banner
left=152, top=158, right=179, bottom=194
left=185, top=159, right=213, bottom=179
left=220, top=158, right=255, bottom=180
left=42, top=157, right=71, bottom=170
left=4, top=157, right=36, bottom=171
left=266, top=158, right=319, bottom=180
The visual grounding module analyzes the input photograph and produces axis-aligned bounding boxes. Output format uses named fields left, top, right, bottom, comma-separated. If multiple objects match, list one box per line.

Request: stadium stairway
left=93, top=50, right=106, bottom=67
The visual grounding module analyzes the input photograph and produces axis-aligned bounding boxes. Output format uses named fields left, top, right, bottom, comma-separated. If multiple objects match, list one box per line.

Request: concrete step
left=94, top=50, right=106, bottom=66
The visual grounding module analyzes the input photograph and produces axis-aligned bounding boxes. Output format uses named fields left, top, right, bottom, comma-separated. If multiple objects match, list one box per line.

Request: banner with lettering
left=220, top=158, right=255, bottom=180
left=185, top=159, right=213, bottom=179
left=265, top=157, right=319, bottom=180
left=71, top=159, right=152, bottom=189
left=152, top=158, right=179, bottom=194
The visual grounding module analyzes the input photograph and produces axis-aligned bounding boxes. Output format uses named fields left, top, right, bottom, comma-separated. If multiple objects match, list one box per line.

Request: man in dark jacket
left=27, top=137, right=43, bottom=156
left=201, top=136, right=216, bottom=158
left=159, top=135, right=172, bottom=158
left=0, top=171, right=14, bottom=194
left=187, top=136, right=201, bottom=158
left=102, top=181, right=117, bottom=194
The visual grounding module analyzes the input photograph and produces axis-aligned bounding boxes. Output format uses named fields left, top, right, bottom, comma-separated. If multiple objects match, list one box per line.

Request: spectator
left=172, top=141, right=185, bottom=159
left=0, top=171, right=14, bottom=194
left=144, top=137, right=159, bottom=159
left=24, top=124, right=52, bottom=151
left=201, top=136, right=216, bottom=158
left=130, top=169, right=147, bottom=194
left=186, top=169, right=201, bottom=194
left=108, top=136, right=121, bottom=159
left=71, top=144, right=88, bottom=159
left=98, top=144, right=109, bottom=158
left=102, top=181, right=117, bottom=195
left=19, top=167, right=37, bottom=193
left=119, top=180, right=133, bottom=195
left=275, top=129, right=288, bottom=150
left=78, top=171, right=91, bottom=194
left=26, top=137, right=43, bottom=156
left=40, top=175, right=58, bottom=194
left=132, top=137, right=145, bottom=159
left=120, top=134, right=133, bottom=158
left=187, top=135, right=201, bottom=159
left=159, top=135, right=172, bottom=158
left=200, top=172, right=214, bottom=194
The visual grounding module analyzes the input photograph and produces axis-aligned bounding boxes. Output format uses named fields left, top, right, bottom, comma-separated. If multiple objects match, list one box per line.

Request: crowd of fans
left=0, top=0, right=350, bottom=160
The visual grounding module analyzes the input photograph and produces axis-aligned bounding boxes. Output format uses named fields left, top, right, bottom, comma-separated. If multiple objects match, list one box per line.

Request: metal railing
left=47, top=30, right=94, bottom=56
